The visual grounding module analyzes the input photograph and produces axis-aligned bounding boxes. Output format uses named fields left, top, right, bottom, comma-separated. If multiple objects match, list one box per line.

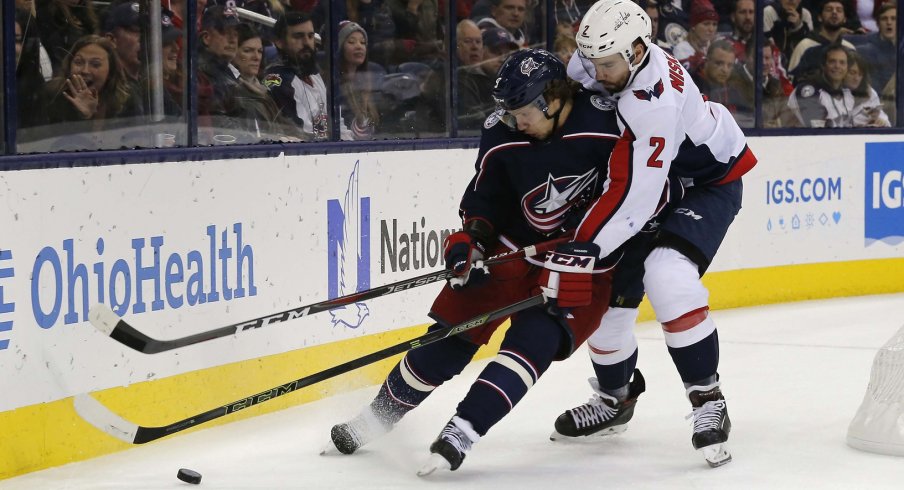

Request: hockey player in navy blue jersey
left=550, top=0, right=759, bottom=468
left=323, top=48, right=675, bottom=475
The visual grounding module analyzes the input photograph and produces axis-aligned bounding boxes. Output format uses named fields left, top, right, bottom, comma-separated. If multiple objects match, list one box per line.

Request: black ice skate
left=322, top=406, right=391, bottom=455
left=551, top=369, right=646, bottom=441
left=686, top=381, right=732, bottom=468
left=417, top=416, right=480, bottom=476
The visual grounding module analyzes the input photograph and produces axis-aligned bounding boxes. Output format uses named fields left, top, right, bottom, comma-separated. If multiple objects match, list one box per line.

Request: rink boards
left=1, top=136, right=903, bottom=479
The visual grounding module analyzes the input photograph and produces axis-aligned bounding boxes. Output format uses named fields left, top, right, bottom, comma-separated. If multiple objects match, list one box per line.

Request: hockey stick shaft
left=89, top=237, right=566, bottom=354
left=75, top=294, right=547, bottom=444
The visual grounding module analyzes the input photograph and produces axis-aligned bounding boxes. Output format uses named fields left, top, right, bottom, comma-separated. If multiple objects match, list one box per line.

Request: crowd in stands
left=654, top=0, right=896, bottom=128
left=7, top=0, right=900, bottom=152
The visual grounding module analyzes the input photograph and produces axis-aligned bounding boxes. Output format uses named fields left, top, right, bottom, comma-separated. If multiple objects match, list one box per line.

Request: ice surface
left=4, top=294, right=904, bottom=489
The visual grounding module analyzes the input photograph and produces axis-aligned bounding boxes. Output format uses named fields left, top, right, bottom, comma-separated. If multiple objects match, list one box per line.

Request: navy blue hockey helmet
left=492, top=48, right=566, bottom=113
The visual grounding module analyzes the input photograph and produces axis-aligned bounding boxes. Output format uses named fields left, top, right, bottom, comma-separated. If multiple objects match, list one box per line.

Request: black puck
left=177, top=468, right=202, bottom=484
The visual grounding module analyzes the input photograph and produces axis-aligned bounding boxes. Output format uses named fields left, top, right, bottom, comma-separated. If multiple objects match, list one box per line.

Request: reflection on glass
left=15, top=2, right=190, bottom=152
left=197, top=4, right=243, bottom=145
left=372, top=0, right=448, bottom=137
left=474, top=0, right=530, bottom=46
left=264, top=11, right=330, bottom=141
left=231, top=23, right=306, bottom=142
left=337, top=21, right=380, bottom=140
left=455, top=0, right=546, bottom=137
left=457, top=26, right=519, bottom=136
left=20, top=35, right=145, bottom=152
left=845, top=51, right=890, bottom=128
left=787, top=45, right=853, bottom=128
left=855, top=2, right=897, bottom=126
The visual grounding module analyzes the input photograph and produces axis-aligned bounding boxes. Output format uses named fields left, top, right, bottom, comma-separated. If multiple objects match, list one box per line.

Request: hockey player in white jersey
left=551, top=0, right=758, bottom=468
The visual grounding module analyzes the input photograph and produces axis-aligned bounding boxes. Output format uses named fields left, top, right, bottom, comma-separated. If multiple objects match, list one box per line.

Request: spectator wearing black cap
left=480, top=26, right=519, bottom=74
left=197, top=3, right=242, bottom=142
left=457, top=26, right=518, bottom=133
left=102, top=1, right=142, bottom=83
left=264, top=10, right=337, bottom=140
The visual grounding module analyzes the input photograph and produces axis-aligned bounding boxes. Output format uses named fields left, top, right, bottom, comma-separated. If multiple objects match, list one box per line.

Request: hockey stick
left=75, top=294, right=546, bottom=444
left=87, top=237, right=564, bottom=354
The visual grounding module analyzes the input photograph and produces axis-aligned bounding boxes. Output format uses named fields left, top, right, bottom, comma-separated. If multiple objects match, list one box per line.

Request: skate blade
left=549, top=424, right=628, bottom=442
left=700, top=443, right=732, bottom=468
left=416, top=453, right=451, bottom=477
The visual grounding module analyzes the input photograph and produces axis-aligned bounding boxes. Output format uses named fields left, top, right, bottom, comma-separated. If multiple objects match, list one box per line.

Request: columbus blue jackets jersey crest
left=460, top=90, right=621, bottom=253
left=590, top=95, right=615, bottom=111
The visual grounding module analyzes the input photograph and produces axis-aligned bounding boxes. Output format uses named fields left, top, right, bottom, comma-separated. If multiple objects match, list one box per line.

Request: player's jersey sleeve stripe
left=715, top=145, right=758, bottom=185
left=574, top=128, right=634, bottom=243
left=562, top=132, right=620, bottom=140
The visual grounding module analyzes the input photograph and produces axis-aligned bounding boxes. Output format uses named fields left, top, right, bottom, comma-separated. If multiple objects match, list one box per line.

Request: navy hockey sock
left=592, top=348, right=638, bottom=400
left=667, top=330, right=720, bottom=386
left=372, top=326, right=479, bottom=424
left=456, top=309, right=563, bottom=435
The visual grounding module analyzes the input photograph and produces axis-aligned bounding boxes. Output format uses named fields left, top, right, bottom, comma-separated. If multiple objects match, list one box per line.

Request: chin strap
left=543, top=102, right=565, bottom=136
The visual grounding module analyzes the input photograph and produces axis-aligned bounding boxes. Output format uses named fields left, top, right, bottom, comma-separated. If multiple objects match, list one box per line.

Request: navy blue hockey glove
left=539, top=242, right=600, bottom=309
left=443, top=231, right=489, bottom=290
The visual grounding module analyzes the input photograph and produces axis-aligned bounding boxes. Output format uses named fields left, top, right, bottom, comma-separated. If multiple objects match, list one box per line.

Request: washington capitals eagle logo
left=521, top=169, right=598, bottom=234
left=633, top=79, right=664, bottom=101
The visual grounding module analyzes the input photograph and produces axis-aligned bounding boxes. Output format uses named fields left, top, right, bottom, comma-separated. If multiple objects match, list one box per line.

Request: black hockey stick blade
left=75, top=294, right=546, bottom=444
left=87, top=237, right=566, bottom=354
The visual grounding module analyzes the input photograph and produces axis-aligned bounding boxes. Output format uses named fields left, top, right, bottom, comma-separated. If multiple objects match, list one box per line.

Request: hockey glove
left=443, top=231, right=489, bottom=290
left=539, top=242, right=600, bottom=309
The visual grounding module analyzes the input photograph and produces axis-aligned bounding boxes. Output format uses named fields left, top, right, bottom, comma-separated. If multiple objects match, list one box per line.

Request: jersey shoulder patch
left=484, top=110, right=502, bottom=129
left=590, top=95, right=616, bottom=111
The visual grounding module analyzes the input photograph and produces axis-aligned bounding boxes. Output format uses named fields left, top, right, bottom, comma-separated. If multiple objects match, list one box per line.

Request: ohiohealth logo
left=865, top=142, right=904, bottom=245
left=326, top=161, right=371, bottom=328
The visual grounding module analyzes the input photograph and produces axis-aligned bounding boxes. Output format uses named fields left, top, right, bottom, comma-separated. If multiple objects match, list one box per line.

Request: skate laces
left=440, top=416, right=479, bottom=455
left=570, top=393, right=618, bottom=429
left=686, top=399, right=727, bottom=433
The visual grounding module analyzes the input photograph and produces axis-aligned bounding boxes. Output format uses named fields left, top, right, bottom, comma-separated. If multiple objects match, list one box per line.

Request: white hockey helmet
left=576, top=0, right=652, bottom=68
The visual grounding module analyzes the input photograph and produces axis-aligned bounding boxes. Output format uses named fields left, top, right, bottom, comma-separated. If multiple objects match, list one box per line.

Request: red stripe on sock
left=662, top=306, right=710, bottom=333
left=589, top=345, right=618, bottom=355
